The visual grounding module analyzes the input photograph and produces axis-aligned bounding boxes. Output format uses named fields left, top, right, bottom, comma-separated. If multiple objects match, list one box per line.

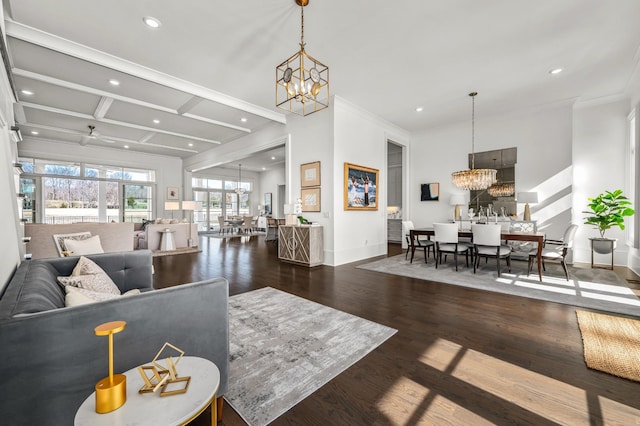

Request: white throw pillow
left=63, top=235, right=104, bottom=256
left=52, top=231, right=92, bottom=256
left=65, top=286, right=140, bottom=307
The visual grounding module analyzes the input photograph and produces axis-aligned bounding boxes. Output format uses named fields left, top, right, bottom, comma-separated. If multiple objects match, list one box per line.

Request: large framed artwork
left=301, top=188, right=321, bottom=212
left=420, top=183, right=440, bottom=201
left=344, top=163, right=379, bottom=211
left=300, top=161, right=321, bottom=188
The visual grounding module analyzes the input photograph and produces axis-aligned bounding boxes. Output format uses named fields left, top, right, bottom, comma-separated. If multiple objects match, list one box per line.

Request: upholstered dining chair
left=402, top=220, right=435, bottom=263
left=471, top=224, right=512, bottom=277
left=528, top=224, right=578, bottom=281
left=433, top=222, right=469, bottom=271
left=217, top=216, right=232, bottom=234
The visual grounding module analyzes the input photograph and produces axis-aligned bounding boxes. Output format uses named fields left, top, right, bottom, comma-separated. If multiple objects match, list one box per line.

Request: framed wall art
left=301, top=187, right=321, bottom=212
left=420, top=183, right=440, bottom=201
left=300, top=161, right=321, bottom=188
left=344, top=163, right=379, bottom=211
left=167, top=187, right=179, bottom=201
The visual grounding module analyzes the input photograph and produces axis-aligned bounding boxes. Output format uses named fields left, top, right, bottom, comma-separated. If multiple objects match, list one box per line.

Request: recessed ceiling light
left=143, top=16, right=161, bottom=28
left=109, top=79, right=120, bottom=86
left=21, top=89, right=34, bottom=95
left=415, top=106, right=424, bottom=112
left=271, top=156, right=276, bottom=160
left=124, top=145, right=130, bottom=149
left=153, top=119, right=160, bottom=124
left=31, top=131, right=39, bottom=135
left=262, top=167, right=266, bottom=171
left=188, top=143, right=193, bottom=147
left=549, top=68, right=563, bottom=75
left=240, top=117, right=248, bottom=123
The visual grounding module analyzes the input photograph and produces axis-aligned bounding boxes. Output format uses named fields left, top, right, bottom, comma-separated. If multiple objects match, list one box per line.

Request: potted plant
left=583, top=189, right=635, bottom=254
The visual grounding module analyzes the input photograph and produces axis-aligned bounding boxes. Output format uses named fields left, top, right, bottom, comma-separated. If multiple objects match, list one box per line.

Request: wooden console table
left=278, top=225, right=324, bottom=267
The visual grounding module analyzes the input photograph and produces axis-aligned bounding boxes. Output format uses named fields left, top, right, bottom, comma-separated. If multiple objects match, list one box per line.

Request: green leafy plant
left=583, top=189, right=635, bottom=238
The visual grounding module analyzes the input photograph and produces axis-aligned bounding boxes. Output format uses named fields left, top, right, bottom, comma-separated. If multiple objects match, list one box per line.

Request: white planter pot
left=590, top=237, right=617, bottom=254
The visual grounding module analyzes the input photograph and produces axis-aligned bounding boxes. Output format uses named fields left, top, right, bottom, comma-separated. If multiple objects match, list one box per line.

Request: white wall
left=258, top=167, right=286, bottom=216
left=331, top=97, right=410, bottom=265
left=410, top=104, right=574, bottom=239
left=572, top=99, right=630, bottom=265
left=18, top=139, right=183, bottom=218
left=0, top=8, right=22, bottom=290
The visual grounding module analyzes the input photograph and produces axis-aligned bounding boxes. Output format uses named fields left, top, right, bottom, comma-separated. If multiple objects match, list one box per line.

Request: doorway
left=387, top=142, right=403, bottom=243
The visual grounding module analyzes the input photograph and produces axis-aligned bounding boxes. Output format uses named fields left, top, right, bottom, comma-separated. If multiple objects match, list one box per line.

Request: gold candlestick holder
left=94, top=320, right=127, bottom=413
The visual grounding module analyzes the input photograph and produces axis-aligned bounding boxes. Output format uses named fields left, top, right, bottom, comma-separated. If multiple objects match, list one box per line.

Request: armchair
left=528, top=224, right=578, bottom=280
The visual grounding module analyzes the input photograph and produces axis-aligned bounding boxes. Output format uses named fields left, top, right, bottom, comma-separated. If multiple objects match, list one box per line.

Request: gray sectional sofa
left=0, top=249, right=229, bottom=425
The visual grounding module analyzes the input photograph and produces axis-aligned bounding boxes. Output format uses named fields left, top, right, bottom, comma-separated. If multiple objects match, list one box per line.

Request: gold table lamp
left=94, top=320, right=127, bottom=413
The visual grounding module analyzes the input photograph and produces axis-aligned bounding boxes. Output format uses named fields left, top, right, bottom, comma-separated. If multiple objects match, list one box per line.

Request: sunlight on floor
left=377, top=337, right=640, bottom=425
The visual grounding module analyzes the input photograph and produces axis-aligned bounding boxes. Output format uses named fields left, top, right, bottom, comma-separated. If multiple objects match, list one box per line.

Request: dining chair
left=402, top=220, right=435, bottom=263
left=528, top=224, right=578, bottom=280
left=240, top=215, right=254, bottom=234
left=471, top=224, right=511, bottom=277
left=217, top=216, right=232, bottom=234
left=433, top=222, right=469, bottom=271
left=265, top=217, right=279, bottom=241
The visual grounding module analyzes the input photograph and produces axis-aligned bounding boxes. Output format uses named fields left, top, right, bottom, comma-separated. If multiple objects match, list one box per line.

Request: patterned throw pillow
left=52, top=232, right=92, bottom=256
left=56, top=256, right=120, bottom=295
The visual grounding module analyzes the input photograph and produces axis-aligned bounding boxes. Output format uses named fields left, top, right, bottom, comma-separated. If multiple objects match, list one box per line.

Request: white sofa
left=137, top=223, right=198, bottom=250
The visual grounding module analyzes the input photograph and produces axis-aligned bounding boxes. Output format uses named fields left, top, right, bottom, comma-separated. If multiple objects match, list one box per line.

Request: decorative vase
left=590, top=237, right=617, bottom=254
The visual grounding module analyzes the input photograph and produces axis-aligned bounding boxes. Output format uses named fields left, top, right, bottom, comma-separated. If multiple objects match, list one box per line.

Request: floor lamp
left=182, top=201, right=197, bottom=247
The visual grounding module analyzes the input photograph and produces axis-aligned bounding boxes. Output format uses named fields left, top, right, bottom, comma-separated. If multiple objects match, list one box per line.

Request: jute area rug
left=225, top=287, right=397, bottom=426
left=576, top=310, right=640, bottom=382
left=357, top=254, right=640, bottom=316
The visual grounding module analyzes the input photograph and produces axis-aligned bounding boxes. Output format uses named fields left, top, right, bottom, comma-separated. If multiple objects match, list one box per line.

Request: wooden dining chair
left=402, top=221, right=435, bottom=262
left=528, top=224, right=578, bottom=280
left=433, top=223, right=469, bottom=271
left=471, top=224, right=511, bottom=277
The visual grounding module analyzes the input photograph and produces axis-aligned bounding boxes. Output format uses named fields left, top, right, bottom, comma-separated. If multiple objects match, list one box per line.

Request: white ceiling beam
left=13, top=68, right=251, bottom=133
left=93, top=96, right=114, bottom=119
left=21, top=101, right=222, bottom=144
left=24, top=128, right=199, bottom=153
left=138, top=132, right=156, bottom=144
left=6, top=19, right=287, bottom=124
left=176, top=96, right=204, bottom=115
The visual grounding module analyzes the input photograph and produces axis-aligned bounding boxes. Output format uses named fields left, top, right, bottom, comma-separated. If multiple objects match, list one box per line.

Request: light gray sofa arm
left=0, top=277, right=229, bottom=426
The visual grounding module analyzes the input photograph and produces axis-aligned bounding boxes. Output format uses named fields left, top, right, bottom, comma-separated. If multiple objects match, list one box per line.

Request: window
left=628, top=110, right=636, bottom=247
left=19, top=157, right=155, bottom=224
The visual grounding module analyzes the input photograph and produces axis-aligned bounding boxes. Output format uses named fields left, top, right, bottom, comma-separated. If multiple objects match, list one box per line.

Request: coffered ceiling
left=3, top=0, right=640, bottom=170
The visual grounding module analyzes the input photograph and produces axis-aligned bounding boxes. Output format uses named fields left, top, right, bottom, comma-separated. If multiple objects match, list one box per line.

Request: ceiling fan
left=80, top=125, right=116, bottom=146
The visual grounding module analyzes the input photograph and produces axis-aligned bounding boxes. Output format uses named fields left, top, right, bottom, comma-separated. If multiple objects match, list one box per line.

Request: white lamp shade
left=517, top=192, right=538, bottom=204
left=164, top=201, right=180, bottom=210
left=182, top=200, right=198, bottom=211
left=449, top=194, right=466, bottom=206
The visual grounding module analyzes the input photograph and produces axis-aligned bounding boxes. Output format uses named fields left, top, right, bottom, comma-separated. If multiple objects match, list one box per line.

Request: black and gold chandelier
left=276, top=0, right=329, bottom=116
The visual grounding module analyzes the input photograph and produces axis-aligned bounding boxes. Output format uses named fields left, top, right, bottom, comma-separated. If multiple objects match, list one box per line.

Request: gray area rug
left=358, top=254, right=640, bottom=316
left=225, top=287, right=397, bottom=426
left=205, top=231, right=265, bottom=240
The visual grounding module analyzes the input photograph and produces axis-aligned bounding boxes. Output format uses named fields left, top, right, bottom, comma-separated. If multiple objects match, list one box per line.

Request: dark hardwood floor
left=153, top=235, right=640, bottom=425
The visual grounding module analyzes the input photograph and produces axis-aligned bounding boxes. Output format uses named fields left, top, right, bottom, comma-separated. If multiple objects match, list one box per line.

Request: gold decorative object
left=94, top=320, right=127, bottom=414
left=451, top=92, right=497, bottom=191
left=137, top=342, right=191, bottom=397
left=276, top=0, right=329, bottom=116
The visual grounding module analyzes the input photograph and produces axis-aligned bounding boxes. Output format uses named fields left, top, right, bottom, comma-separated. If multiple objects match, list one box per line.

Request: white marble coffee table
left=75, top=356, right=220, bottom=425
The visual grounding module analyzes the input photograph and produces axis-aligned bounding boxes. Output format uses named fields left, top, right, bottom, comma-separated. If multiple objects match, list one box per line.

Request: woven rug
left=225, top=287, right=397, bottom=426
left=576, top=310, right=640, bottom=382
left=358, top=254, right=640, bottom=316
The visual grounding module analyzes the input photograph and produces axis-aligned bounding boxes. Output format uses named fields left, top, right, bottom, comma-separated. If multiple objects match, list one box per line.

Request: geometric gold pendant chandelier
left=451, top=92, right=497, bottom=191
left=276, top=0, right=330, bottom=116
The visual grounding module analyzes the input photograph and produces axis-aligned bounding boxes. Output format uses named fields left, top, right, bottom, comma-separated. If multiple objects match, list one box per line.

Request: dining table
left=410, top=228, right=546, bottom=281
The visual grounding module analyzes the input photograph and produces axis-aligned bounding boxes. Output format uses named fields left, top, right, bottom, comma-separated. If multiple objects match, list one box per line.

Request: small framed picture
left=420, top=183, right=439, bottom=201
left=300, top=161, right=321, bottom=188
left=167, top=187, right=179, bottom=200
left=301, top=188, right=321, bottom=212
